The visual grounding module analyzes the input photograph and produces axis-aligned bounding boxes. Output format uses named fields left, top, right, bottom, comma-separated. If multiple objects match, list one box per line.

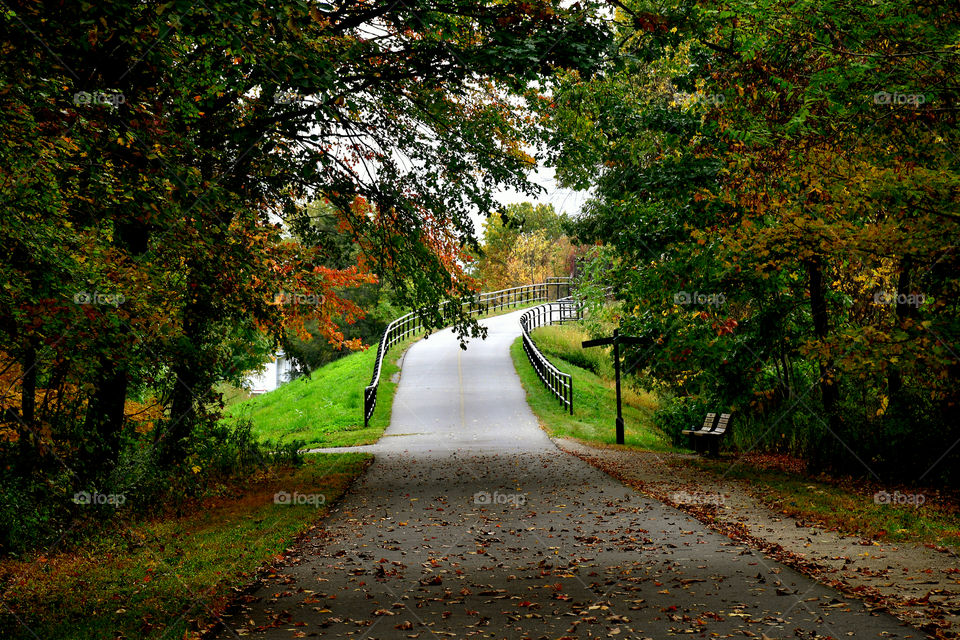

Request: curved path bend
left=221, top=310, right=920, bottom=639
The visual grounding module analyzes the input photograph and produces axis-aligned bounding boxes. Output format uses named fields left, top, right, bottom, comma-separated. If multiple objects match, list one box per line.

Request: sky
left=473, top=164, right=593, bottom=236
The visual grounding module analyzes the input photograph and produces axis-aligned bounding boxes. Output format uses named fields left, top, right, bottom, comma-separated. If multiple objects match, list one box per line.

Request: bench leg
left=707, top=437, right=719, bottom=457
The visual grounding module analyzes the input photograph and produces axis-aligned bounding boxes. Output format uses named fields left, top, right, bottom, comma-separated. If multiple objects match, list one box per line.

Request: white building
left=244, top=352, right=295, bottom=394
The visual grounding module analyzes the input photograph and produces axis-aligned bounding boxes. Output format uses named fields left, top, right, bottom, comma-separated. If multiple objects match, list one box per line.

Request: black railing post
left=519, top=298, right=576, bottom=414
left=364, top=279, right=577, bottom=425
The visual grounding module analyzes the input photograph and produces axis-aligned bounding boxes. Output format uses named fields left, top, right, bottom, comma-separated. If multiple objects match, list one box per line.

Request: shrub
left=653, top=395, right=712, bottom=447
left=805, top=389, right=960, bottom=484
left=0, top=468, right=68, bottom=556
left=1, top=416, right=305, bottom=557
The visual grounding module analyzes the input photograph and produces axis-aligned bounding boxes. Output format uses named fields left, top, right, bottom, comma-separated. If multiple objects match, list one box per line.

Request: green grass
left=0, top=453, right=372, bottom=639
left=224, top=337, right=416, bottom=448
left=214, top=381, right=253, bottom=407
left=510, top=328, right=674, bottom=451
left=225, top=302, right=543, bottom=449
left=516, top=326, right=960, bottom=547
left=688, top=456, right=960, bottom=545
left=527, top=322, right=615, bottom=379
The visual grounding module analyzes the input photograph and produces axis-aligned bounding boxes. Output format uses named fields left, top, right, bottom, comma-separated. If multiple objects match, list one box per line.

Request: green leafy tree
left=548, top=0, right=959, bottom=480
left=0, top=0, right=610, bottom=490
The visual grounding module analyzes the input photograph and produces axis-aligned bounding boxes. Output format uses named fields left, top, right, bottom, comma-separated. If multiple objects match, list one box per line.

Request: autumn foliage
left=548, top=0, right=960, bottom=482
left=0, top=0, right=609, bottom=551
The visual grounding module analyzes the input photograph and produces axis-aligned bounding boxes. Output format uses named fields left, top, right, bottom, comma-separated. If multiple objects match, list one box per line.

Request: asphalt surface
left=218, top=309, right=923, bottom=639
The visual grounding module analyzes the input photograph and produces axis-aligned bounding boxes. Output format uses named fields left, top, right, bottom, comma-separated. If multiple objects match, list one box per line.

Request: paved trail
left=221, top=310, right=922, bottom=639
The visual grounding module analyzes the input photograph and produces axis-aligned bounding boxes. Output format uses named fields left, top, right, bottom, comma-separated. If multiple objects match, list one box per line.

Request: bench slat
left=682, top=412, right=717, bottom=436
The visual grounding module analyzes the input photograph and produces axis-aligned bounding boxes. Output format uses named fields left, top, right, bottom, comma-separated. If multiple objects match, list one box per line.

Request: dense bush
left=0, top=460, right=69, bottom=557
left=651, top=395, right=712, bottom=448
left=0, top=418, right=305, bottom=556
left=804, top=388, right=960, bottom=484
left=656, top=379, right=960, bottom=485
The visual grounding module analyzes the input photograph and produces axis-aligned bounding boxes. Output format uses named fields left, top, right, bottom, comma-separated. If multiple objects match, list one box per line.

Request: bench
left=682, top=412, right=717, bottom=454
left=682, top=412, right=732, bottom=456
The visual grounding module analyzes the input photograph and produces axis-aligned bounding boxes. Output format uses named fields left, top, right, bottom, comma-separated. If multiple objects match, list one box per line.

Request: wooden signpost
left=582, top=329, right=643, bottom=445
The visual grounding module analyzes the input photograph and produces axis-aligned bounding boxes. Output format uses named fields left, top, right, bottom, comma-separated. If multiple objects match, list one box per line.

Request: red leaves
left=711, top=317, right=738, bottom=336
left=632, top=12, right=670, bottom=33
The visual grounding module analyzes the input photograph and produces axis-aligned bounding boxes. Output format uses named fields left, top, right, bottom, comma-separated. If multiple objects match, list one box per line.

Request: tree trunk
left=82, top=357, right=129, bottom=480
left=887, top=255, right=914, bottom=397
left=17, top=340, right=38, bottom=473
left=807, top=257, right=841, bottom=434
left=161, top=308, right=201, bottom=466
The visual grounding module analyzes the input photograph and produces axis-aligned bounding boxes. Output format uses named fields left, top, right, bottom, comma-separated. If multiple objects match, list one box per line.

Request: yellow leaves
left=512, top=149, right=536, bottom=166
left=876, top=395, right=888, bottom=417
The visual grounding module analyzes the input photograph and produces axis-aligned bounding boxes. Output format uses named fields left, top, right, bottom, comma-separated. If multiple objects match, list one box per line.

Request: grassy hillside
left=225, top=338, right=414, bottom=448
left=511, top=324, right=673, bottom=451
left=2, top=452, right=371, bottom=639
left=224, top=302, right=542, bottom=449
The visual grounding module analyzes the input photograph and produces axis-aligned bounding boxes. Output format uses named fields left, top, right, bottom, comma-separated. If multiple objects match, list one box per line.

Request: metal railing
left=518, top=298, right=581, bottom=415
left=363, top=277, right=572, bottom=426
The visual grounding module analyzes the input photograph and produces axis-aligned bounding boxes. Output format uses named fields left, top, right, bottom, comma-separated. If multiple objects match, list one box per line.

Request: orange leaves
left=715, top=318, right=738, bottom=336
left=266, top=248, right=375, bottom=348
left=124, top=398, right=163, bottom=435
